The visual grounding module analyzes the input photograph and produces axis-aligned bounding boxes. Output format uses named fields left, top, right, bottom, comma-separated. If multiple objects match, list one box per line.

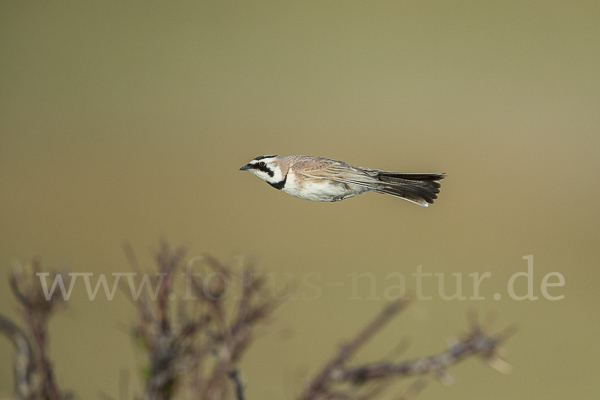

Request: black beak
left=239, top=164, right=251, bottom=171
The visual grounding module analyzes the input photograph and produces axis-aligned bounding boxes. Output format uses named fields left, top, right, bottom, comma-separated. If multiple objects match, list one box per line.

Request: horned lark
left=239, top=155, right=445, bottom=207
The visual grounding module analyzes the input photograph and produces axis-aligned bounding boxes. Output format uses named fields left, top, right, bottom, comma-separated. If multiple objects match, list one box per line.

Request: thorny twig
left=228, top=369, right=246, bottom=400
left=297, top=300, right=515, bottom=400
left=1, top=243, right=515, bottom=400
left=125, top=242, right=284, bottom=400
left=330, top=327, right=514, bottom=382
left=0, top=314, right=34, bottom=399
left=0, top=260, right=71, bottom=400
left=298, top=299, right=411, bottom=400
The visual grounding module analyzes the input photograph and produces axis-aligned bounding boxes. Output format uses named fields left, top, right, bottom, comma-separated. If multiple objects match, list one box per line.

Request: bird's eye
left=258, top=161, right=266, bottom=167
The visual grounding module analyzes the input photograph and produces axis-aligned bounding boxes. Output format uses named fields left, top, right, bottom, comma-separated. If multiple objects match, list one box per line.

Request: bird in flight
left=240, top=155, right=445, bottom=207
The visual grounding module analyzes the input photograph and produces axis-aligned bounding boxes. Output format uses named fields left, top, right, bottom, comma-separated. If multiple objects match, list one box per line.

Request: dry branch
left=125, top=242, right=283, bottom=400
left=0, top=260, right=71, bottom=400
left=297, top=300, right=514, bottom=400
left=1, top=243, right=514, bottom=400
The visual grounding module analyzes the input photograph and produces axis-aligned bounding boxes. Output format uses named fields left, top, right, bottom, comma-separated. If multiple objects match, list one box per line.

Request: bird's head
left=239, top=155, right=285, bottom=185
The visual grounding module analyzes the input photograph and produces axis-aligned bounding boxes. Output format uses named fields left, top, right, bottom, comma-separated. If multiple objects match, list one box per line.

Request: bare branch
left=0, top=314, right=34, bottom=400
left=2, top=261, right=71, bottom=400
left=228, top=369, right=246, bottom=400
left=329, top=329, right=509, bottom=382
left=3, top=242, right=514, bottom=400
left=298, top=298, right=411, bottom=400
left=126, top=243, right=281, bottom=400
left=298, top=300, right=513, bottom=400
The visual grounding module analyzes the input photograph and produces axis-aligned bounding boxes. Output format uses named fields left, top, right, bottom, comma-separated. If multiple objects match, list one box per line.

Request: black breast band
left=268, top=172, right=288, bottom=190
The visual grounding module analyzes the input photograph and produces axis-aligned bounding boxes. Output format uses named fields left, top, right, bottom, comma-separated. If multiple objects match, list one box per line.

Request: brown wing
left=290, top=157, right=379, bottom=186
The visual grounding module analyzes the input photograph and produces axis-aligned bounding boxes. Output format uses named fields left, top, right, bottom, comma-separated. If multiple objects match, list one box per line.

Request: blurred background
left=1, top=1, right=599, bottom=399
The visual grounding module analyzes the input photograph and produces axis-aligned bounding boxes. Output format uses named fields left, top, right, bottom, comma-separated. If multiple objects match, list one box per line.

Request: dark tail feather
left=376, top=172, right=445, bottom=207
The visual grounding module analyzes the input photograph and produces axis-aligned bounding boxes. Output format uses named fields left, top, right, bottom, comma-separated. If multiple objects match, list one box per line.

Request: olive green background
left=1, top=1, right=599, bottom=399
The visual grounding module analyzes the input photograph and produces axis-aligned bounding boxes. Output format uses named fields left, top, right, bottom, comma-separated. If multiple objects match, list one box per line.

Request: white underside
left=281, top=172, right=372, bottom=202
